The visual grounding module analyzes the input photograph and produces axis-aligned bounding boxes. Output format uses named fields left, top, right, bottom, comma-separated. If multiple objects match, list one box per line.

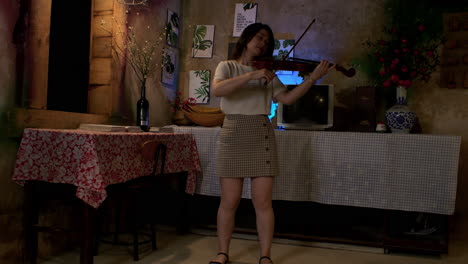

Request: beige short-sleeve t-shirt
left=213, top=60, right=286, bottom=115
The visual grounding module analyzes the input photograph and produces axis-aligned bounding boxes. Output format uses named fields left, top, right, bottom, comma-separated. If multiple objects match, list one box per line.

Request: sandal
left=259, top=256, right=273, bottom=264
left=209, top=252, right=229, bottom=264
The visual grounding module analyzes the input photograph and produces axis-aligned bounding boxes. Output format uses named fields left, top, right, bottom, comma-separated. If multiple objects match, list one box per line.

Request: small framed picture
left=162, top=47, right=177, bottom=85
left=166, top=9, right=180, bottom=47
left=233, top=3, right=257, bottom=37
left=274, top=39, right=295, bottom=74
left=189, top=70, right=211, bottom=104
left=192, top=25, right=215, bottom=58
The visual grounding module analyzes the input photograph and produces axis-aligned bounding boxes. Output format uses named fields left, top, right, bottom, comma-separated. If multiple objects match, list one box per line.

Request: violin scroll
left=334, top=64, right=356, bottom=78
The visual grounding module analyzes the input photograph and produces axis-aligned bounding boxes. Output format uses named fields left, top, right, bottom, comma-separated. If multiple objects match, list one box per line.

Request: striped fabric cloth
left=172, top=126, right=461, bottom=215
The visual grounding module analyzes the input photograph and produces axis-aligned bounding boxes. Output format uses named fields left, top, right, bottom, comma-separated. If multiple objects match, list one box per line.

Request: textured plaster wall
left=412, top=76, right=468, bottom=237
left=179, top=0, right=468, bottom=235
left=116, top=0, right=181, bottom=126
left=180, top=0, right=386, bottom=107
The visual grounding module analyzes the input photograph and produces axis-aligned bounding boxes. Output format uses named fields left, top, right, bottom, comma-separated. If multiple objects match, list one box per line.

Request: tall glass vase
left=385, top=86, right=416, bottom=133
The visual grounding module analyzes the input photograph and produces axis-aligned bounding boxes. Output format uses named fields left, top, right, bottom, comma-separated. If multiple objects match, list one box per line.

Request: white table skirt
left=171, top=126, right=461, bottom=215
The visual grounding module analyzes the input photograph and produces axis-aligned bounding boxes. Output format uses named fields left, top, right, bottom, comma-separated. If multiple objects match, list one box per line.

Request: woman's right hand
left=250, top=69, right=276, bottom=84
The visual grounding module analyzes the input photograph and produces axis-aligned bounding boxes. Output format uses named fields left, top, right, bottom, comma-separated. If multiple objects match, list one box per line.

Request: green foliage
left=364, top=24, right=442, bottom=89
left=275, top=50, right=289, bottom=60
left=167, top=92, right=196, bottom=112
left=356, top=0, right=468, bottom=83
left=362, top=1, right=448, bottom=85
left=166, top=22, right=179, bottom=47
left=162, top=53, right=174, bottom=74
left=192, top=25, right=213, bottom=57
left=274, top=39, right=280, bottom=50
left=194, top=70, right=210, bottom=103
left=352, top=0, right=466, bottom=108
left=166, top=12, right=179, bottom=47
left=283, top=39, right=295, bottom=48
left=273, top=39, right=295, bottom=60
left=243, top=3, right=257, bottom=11
left=170, top=12, right=179, bottom=28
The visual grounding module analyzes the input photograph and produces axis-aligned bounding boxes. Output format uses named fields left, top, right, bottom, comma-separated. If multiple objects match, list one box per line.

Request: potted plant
left=167, top=92, right=196, bottom=125
left=354, top=1, right=444, bottom=132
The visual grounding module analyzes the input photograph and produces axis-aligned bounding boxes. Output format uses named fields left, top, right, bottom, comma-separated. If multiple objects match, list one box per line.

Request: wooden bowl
left=182, top=106, right=225, bottom=127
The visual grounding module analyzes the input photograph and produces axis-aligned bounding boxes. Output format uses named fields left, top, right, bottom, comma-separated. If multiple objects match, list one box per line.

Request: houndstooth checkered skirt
left=216, top=114, right=279, bottom=178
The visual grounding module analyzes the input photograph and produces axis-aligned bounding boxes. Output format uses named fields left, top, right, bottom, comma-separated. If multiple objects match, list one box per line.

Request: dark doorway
left=47, top=0, right=91, bottom=113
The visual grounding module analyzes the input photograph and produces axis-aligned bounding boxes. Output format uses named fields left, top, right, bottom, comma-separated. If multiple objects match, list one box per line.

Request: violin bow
left=269, top=19, right=316, bottom=76
left=281, top=19, right=316, bottom=62
left=268, top=19, right=316, bottom=100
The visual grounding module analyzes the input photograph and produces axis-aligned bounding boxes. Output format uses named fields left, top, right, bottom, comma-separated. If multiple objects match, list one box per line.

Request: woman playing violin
left=209, top=23, right=334, bottom=264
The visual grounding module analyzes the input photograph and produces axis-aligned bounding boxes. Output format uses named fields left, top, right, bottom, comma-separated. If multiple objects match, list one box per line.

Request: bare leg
left=211, top=177, right=243, bottom=263
left=251, top=176, right=274, bottom=263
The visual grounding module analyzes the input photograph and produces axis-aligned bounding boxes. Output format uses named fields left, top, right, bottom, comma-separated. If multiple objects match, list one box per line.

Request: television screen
left=268, top=71, right=303, bottom=120
left=277, top=84, right=334, bottom=130
left=276, top=71, right=303, bottom=85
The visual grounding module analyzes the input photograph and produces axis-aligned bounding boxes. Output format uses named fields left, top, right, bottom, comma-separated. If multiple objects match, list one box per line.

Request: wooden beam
left=92, top=37, right=112, bottom=58
left=26, top=0, right=52, bottom=109
left=94, top=0, right=114, bottom=12
left=88, top=85, right=112, bottom=114
left=89, top=58, right=112, bottom=85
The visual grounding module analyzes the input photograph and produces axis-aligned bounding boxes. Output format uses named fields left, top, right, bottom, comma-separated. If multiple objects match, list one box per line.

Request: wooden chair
left=95, top=140, right=167, bottom=261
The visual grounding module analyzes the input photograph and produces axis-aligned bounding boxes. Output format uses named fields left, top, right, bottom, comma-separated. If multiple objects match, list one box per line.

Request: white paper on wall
left=233, top=3, right=257, bottom=37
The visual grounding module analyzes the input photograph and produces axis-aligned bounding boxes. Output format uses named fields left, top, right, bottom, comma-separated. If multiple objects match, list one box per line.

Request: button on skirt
left=216, top=114, right=279, bottom=178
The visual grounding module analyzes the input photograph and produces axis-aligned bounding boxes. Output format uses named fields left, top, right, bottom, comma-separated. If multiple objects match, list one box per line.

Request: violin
left=252, top=19, right=356, bottom=78
left=252, top=57, right=356, bottom=78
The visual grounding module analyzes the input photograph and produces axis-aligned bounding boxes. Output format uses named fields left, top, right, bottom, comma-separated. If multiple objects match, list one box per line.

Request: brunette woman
left=209, top=23, right=334, bottom=264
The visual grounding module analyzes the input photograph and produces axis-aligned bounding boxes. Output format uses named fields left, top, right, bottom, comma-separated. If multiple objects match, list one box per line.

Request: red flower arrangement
left=168, top=92, right=196, bottom=112
left=364, top=23, right=442, bottom=89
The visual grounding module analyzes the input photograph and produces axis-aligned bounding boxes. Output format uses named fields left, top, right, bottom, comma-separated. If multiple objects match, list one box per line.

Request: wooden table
left=12, top=128, right=202, bottom=264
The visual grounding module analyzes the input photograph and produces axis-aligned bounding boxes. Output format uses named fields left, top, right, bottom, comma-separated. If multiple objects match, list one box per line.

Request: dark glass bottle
left=136, top=82, right=150, bottom=132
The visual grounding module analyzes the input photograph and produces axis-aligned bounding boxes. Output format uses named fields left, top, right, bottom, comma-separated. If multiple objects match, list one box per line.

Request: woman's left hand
left=309, top=60, right=335, bottom=82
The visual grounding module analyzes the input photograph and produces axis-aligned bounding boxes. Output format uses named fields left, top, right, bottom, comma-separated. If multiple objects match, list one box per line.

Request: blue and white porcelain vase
left=385, top=86, right=416, bottom=133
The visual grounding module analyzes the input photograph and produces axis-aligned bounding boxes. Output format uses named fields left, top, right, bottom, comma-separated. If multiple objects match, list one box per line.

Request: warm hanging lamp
left=117, top=0, right=148, bottom=5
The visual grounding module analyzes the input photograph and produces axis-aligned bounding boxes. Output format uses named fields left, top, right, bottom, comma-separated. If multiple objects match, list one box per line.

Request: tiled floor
left=41, top=227, right=468, bottom=264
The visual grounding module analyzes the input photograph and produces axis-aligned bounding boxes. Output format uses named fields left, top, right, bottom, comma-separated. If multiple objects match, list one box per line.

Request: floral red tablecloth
left=12, top=128, right=201, bottom=208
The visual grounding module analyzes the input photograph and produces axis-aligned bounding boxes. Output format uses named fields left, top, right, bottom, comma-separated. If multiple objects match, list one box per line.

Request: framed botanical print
left=273, top=39, right=295, bottom=75
left=189, top=70, right=211, bottom=103
left=162, top=47, right=177, bottom=85
left=192, top=25, right=215, bottom=58
left=166, top=9, right=180, bottom=47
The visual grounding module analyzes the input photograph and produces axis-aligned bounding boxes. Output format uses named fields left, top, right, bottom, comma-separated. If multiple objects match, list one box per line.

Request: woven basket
left=182, top=106, right=225, bottom=127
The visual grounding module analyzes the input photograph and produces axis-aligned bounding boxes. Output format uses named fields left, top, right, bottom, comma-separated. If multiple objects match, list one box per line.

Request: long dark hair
left=229, top=23, right=275, bottom=60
